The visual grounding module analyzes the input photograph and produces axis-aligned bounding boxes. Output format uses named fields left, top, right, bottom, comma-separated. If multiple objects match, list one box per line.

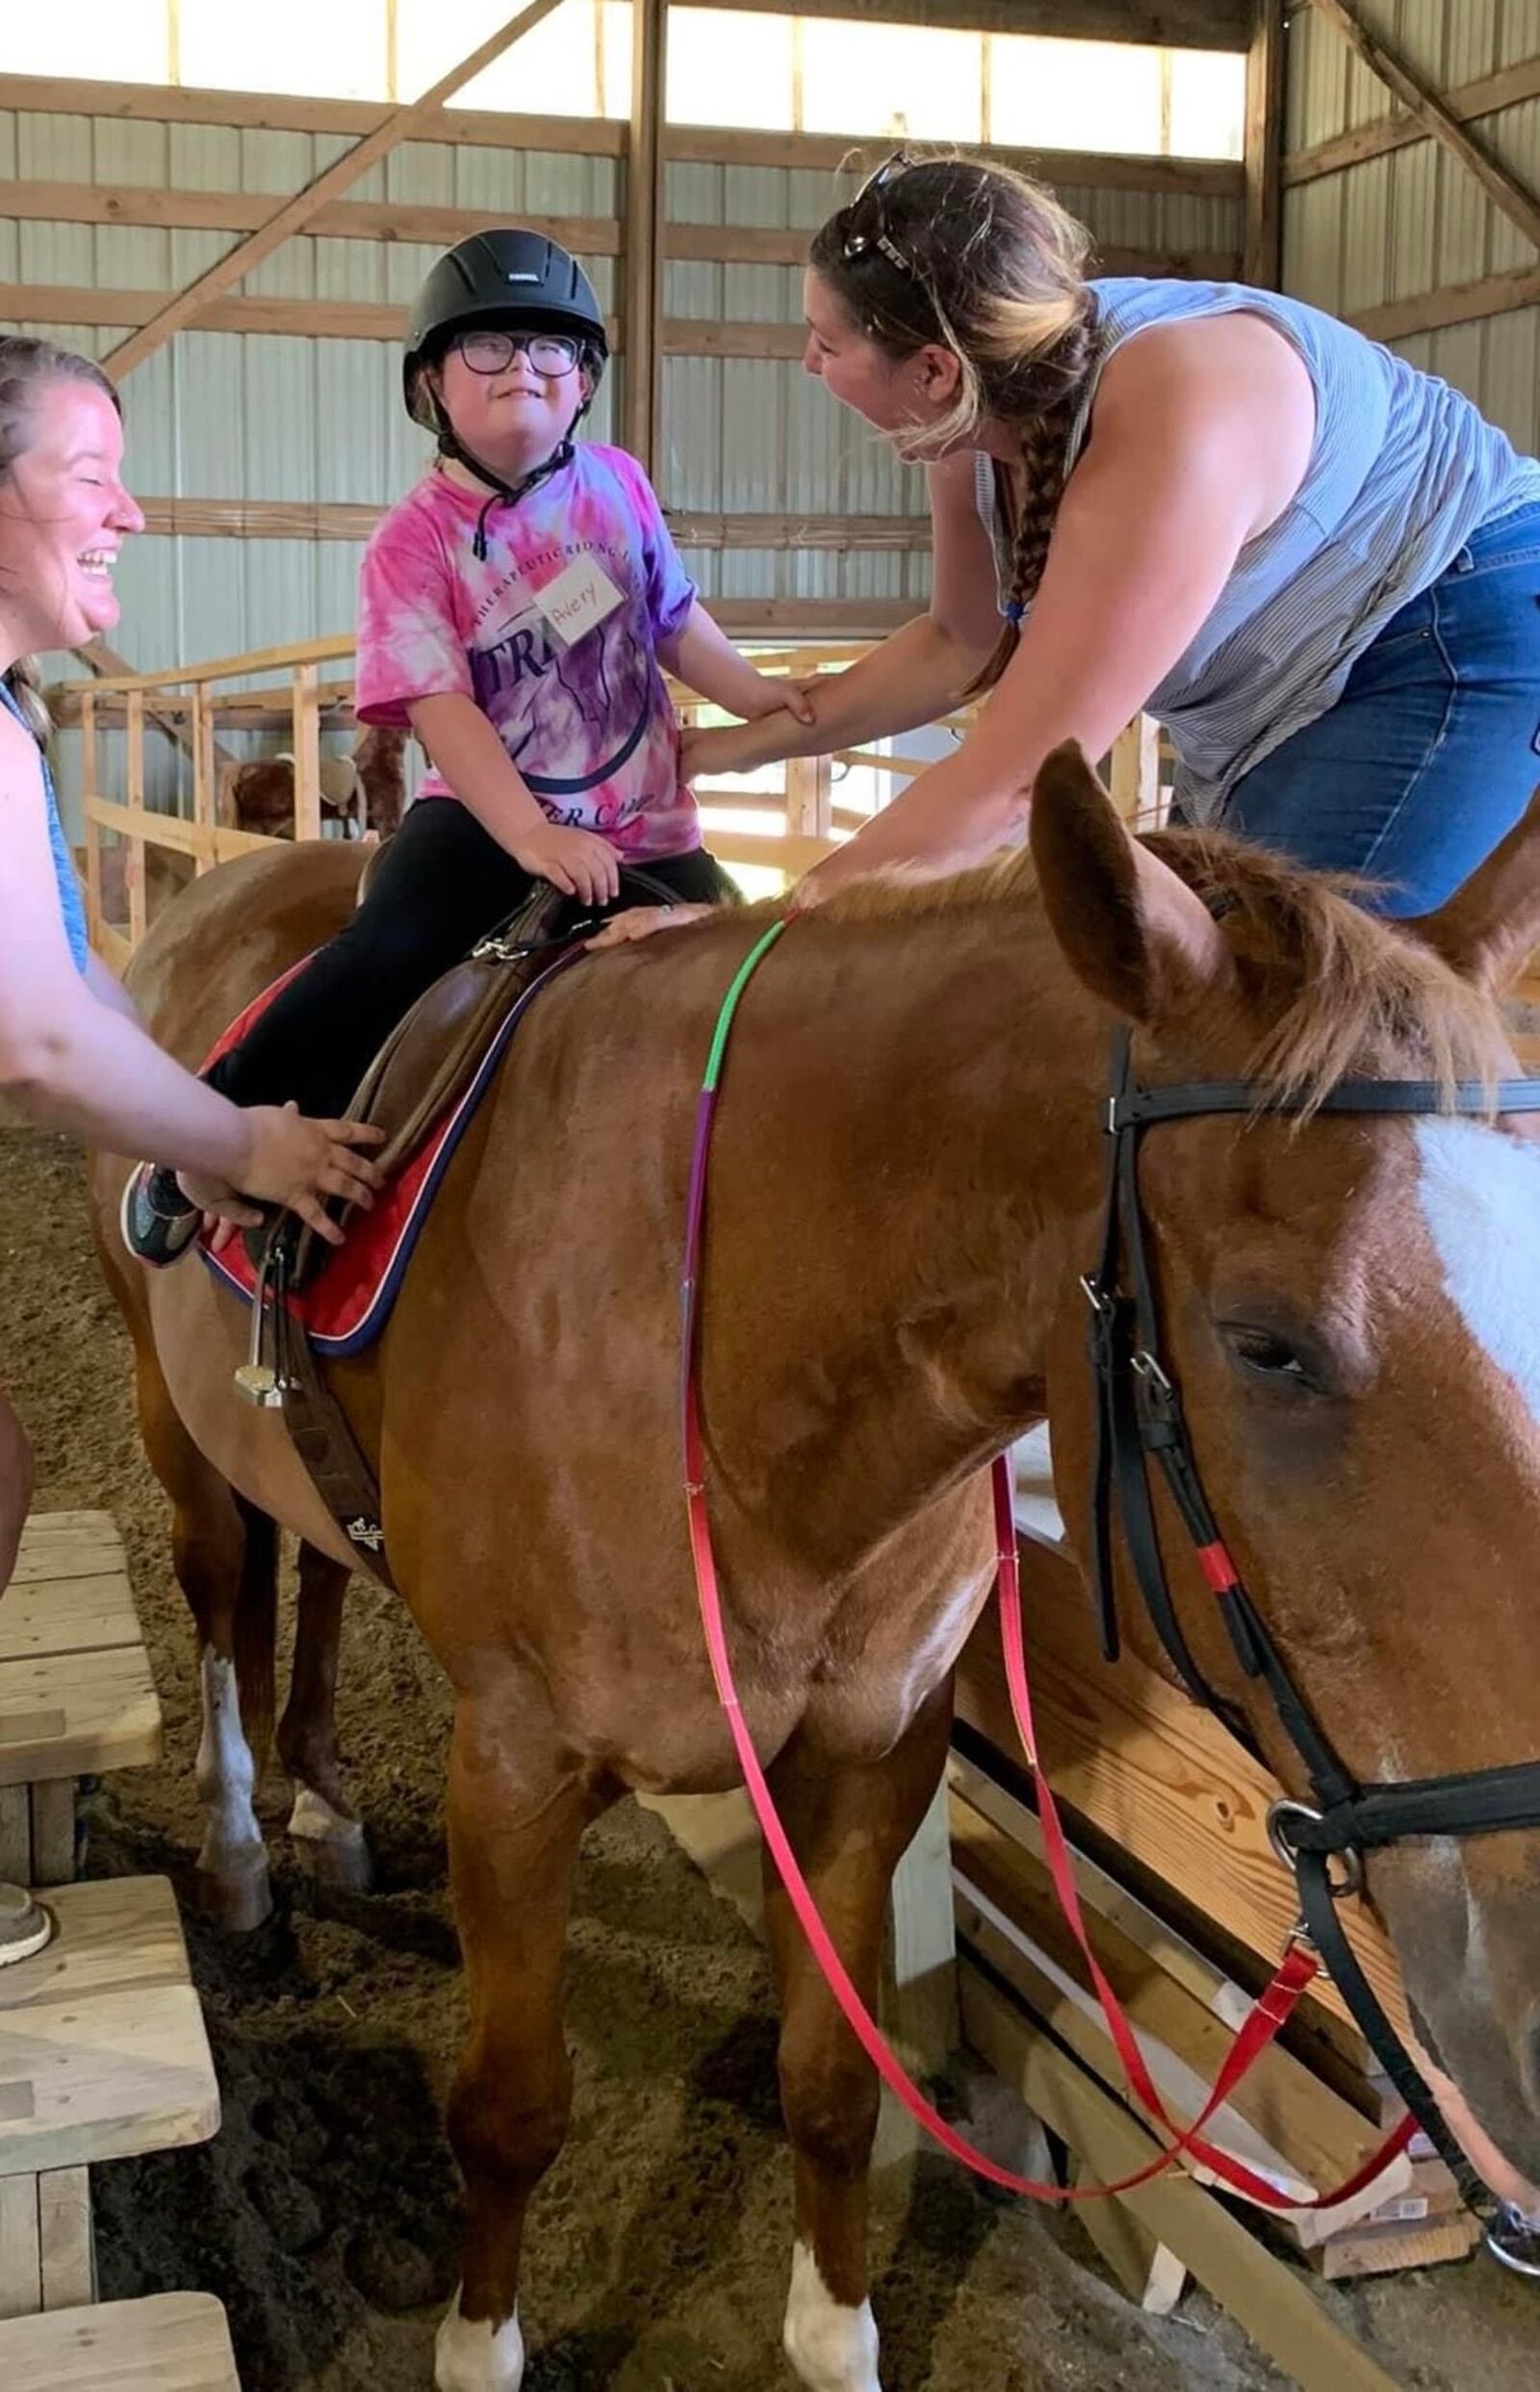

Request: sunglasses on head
left=455, top=327, right=583, bottom=378
left=838, top=151, right=915, bottom=276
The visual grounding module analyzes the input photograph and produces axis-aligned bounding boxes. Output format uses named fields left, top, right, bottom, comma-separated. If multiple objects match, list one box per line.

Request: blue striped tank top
left=976, top=276, right=1540, bottom=820
left=1, top=674, right=89, bottom=973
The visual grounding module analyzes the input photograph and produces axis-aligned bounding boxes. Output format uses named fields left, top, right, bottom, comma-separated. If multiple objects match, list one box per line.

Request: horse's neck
left=706, top=902, right=1103, bottom=1574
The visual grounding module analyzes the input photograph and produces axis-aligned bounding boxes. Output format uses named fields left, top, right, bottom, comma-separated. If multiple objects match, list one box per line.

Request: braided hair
left=808, top=153, right=1099, bottom=695
left=0, top=338, right=121, bottom=745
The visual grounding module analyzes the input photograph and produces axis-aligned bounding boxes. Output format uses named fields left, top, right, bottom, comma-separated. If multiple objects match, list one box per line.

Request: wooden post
left=1244, top=0, right=1284, bottom=290
left=79, top=689, right=102, bottom=953
left=1108, top=713, right=1160, bottom=826
left=124, top=690, right=146, bottom=950
left=784, top=752, right=833, bottom=840
left=626, top=0, right=668, bottom=476
left=292, top=664, right=322, bottom=841
left=191, top=686, right=216, bottom=871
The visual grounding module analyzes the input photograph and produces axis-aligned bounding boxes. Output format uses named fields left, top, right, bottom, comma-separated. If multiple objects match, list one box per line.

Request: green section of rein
left=702, top=919, right=789, bottom=1092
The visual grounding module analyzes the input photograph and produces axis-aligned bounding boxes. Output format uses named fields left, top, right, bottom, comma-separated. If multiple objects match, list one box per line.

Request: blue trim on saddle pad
left=198, top=945, right=587, bottom=1356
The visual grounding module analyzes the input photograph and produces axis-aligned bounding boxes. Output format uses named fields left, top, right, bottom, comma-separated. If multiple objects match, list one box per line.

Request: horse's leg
left=435, top=1689, right=595, bottom=2392
left=277, top=1540, right=372, bottom=1892
left=131, top=1340, right=276, bottom=1928
left=765, top=1692, right=954, bottom=2392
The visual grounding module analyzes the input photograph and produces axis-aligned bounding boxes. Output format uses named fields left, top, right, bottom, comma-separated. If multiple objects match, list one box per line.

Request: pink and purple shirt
left=356, top=445, right=702, bottom=861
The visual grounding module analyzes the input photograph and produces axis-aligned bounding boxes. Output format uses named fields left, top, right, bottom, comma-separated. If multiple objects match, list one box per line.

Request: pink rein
left=680, top=921, right=1413, bottom=2213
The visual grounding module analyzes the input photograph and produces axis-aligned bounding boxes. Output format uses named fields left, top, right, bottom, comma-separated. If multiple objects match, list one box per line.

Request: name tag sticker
left=535, top=557, right=624, bottom=648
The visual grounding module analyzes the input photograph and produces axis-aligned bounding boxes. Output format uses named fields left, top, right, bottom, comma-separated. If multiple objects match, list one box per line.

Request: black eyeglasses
left=839, top=151, right=915, bottom=276
left=455, top=328, right=582, bottom=378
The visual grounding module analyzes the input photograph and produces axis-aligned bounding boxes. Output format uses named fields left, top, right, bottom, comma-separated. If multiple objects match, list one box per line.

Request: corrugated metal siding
left=1283, top=2, right=1540, bottom=459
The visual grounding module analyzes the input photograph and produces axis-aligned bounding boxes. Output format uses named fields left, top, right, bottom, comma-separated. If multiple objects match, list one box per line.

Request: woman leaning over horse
left=603, top=153, right=1540, bottom=934
left=0, top=340, right=380, bottom=1604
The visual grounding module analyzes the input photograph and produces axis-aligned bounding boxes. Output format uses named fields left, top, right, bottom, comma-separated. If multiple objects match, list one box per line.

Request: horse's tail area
left=231, top=1496, right=280, bottom=1779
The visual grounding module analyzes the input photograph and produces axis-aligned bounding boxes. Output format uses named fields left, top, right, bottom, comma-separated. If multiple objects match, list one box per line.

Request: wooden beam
left=1349, top=260, right=1540, bottom=346
left=76, top=639, right=236, bottom=770
left=1307, top=0, right=1540, bottom=254
left=1243, top=0, right=1284, bottom=289
left=961, top=1970, right=1408, bottom=2392
left=692, top=0, right=1252, bottom=48
left=124, top=497, right=937, bottom=547
left=1285, top=53, right=1540, bottom=188
left=625, top=0, right=667, bottom=476
left=0, top=182, right=624, bottom=257
left=0, top=72, right=626, bottom=156
left=100, top=0, right=570, bottom=379
left=666, top=121, right=1245, bottom=197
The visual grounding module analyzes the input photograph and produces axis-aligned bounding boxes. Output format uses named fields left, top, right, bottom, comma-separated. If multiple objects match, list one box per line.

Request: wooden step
left=0, top=1514, right=161, bottom=1885
left=0, top=1876, right=219, bottom=2179
left=0, top=2292, right=240, bottom=2388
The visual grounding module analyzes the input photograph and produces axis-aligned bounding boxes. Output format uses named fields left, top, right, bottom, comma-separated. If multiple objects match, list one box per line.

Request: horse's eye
left=1223, top=1326, right=1321, bottom=1389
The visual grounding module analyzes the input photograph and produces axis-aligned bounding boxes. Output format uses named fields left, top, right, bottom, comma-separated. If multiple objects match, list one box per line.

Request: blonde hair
left=0, top=337, right=121, bottom=746
left=808, top=153, right=1098, bottom=694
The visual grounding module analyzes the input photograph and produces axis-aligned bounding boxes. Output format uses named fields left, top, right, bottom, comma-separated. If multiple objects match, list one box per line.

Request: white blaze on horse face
left=783, top=2242, right=881, bottom=2392
left=435, top=2292, right=525, bottom=2392
left=1413, top=1119, right=1540, bottom=1430
left=193, top=1648, right=264, bottom=1876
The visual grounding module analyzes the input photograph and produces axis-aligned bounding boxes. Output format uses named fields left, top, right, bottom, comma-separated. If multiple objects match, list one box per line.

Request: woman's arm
left=683, top=449, right=1004, bottom=776
left=800, top=315, right=1315, bottom=897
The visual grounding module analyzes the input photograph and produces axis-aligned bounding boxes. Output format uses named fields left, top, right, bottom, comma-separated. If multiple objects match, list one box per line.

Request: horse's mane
left=806, top=824, right=1507, bottom=1110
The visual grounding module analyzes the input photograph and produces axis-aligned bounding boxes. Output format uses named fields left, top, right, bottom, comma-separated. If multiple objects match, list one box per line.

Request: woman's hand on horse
left=511, top=823, right=622, bottom=907
left=586, top=903, right=712, bottom=951
left=237, top=1104, right=386, bottom=1247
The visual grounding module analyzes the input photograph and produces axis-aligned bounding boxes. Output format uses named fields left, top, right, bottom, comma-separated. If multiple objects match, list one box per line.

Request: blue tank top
left=976, top=277, right=1540, bottom=819
left=1, top=675, right=89, bottom=974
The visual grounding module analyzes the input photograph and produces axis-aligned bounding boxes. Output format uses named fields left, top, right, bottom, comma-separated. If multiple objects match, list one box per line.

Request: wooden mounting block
left=0, top=2292, right=240, bottom=2387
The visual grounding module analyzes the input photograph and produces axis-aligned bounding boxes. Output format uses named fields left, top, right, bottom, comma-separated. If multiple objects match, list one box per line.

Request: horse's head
left=1031, top=743, right=1540, bottom=2196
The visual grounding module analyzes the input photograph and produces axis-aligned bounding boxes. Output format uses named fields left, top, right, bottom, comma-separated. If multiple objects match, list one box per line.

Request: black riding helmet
left=403, top=229, right=608, bottom=426
left=404, top=230, right=609, bottom=555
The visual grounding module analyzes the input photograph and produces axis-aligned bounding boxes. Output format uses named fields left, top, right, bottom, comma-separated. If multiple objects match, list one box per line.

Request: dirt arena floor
left=5, top=1121, right=1540, bottom=2390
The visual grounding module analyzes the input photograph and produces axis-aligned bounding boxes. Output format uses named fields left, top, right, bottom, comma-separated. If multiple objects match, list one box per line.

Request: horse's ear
left=1403, top=789, right=1540, bottom=996
left=1029, top=741, right=1233, bottom=1023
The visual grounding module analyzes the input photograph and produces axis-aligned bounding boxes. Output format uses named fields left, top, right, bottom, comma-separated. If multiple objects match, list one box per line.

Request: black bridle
left=1083, top=1026, right=1540, bottom=2222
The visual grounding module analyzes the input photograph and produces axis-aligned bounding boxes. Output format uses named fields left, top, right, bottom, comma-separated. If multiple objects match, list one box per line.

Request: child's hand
left=511, top=823, right=622, bottom=906
left=746, top=676, right=817, bottom=726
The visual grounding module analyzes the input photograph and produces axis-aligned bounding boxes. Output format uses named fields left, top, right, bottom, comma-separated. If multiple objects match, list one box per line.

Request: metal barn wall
left=1282, top=0, right=1540, bottom=457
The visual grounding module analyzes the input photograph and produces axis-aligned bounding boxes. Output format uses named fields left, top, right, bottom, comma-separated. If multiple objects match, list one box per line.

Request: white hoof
left=288, top=1785, right=373, bottom=1891
left=435, top=2289, right=525, bottom=2392
left=783, top=2242, right=881, bottom=2392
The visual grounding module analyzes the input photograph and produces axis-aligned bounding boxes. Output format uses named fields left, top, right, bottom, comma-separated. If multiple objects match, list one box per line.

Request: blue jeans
left=1216, top=497, right=1540, bottom=916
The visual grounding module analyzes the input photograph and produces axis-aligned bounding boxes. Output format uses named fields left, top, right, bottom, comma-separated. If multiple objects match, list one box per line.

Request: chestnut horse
left=90, top=748, right=1540, bottom=2392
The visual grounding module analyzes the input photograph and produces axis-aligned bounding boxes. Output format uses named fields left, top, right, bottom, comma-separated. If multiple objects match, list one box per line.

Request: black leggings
left=207, top=799, right=739, bottom=1119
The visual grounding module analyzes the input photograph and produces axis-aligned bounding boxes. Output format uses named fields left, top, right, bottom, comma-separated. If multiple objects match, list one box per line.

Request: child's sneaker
left=119, top=1163, right=201, bottom=1269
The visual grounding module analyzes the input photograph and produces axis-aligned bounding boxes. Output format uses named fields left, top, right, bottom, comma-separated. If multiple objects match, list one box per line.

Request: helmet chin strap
left=428, top=379, right=594, bottom=560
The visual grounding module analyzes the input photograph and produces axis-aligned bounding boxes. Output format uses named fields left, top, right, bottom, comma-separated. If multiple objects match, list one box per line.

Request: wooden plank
left=0, top=2292, right=240, bottom=2389
left=0, top=2177, right=40, bottom=2322
left=665, top=122, right=1244, bottom=196
left=101, top=0, right=572, bottom=380
left=0, top=1877, right=219, bottom=2177
left=36, top=2170, right=91, bottom=2313
left=7, top=1513, right=123, bottom=1590
left=0, top=1647, right=161, bottom=1788
left=124, top=692, right=146, bottom=950
left=624, top=0, right=667, bottom=476
left=291, top=664, right=322, bottom=843
left=1351, top=261, right=1540, bottom=346
left=0, top=180, right=623, bottom=256
left=0, top=71, right=625, bottom=154
left=695, top=0, right=1252, bottom=49
left=960, top=1968, right=1407, bottom=2392
left=0, top=1789, right=29, bottom=1885
left=1308, top=0, right=1540, bottom=254
left=27, top=1786, right=74, bottom=1890
left=1243, top=0, right=1284, bottom=289
left=954, top=1535, right=1414, bottom=2045
left=0, top=1569, right=140, bottom=1664
left=1285, top=54, right=1540, bottom=189
left=1070, top=2157, right=1187, bottom=2312
left=124, top=499, right=936, bottom=547
left=1314, top=2213, right=1479, bottom=2280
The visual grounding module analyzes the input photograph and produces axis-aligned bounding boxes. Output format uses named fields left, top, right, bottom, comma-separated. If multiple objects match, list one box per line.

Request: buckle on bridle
left=1130, top=1349, right=1172, bottom=1394
left=1079, top=1273, right=1114, bottom=1318
left=1267, top=1797, right=1366, bottom=1899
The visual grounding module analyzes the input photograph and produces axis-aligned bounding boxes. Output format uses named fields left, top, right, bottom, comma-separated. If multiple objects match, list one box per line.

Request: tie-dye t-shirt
left=355, top=447, right=702, bottom=861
